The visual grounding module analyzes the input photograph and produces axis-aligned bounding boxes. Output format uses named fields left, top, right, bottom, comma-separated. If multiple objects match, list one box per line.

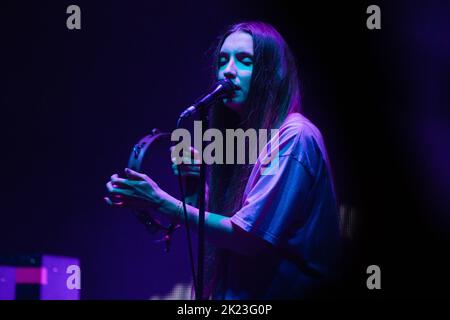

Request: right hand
left=171, top=146, right=202, bottom=205
left=170, top=146, right=201, bottom=178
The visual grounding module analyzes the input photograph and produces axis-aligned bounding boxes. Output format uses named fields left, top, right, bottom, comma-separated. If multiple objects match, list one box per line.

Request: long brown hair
left=208, top=21, right=302, bottom=215
left=203, top=21, right=303, bottom=298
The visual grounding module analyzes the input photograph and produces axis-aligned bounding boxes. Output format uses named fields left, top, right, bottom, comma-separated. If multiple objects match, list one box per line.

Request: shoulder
left=280, top=112, right=322, bottom=136
left=277, top=113, right=325, bottom=156
left=277, top=113, right=329, bottom=177
left=256, top=113, right=329, bottom=177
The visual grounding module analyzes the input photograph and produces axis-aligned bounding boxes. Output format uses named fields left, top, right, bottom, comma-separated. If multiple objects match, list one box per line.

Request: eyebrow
left=236, top=52, right=253, bottom=58
left=219, top=51, right=254, bottom=57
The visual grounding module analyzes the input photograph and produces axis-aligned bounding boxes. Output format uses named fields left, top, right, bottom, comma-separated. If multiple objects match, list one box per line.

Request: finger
left=170, top=146, right=199, bottom=154
left=172, top=163, right=198, bottom=171
left=189, top=146, right=201, bottom=161
left=172, top=164, right=200, bottom=175
left=172, top=155, right=192, bottom=165
left=180, top=156, right=201, bottom=164
left=106, top=181, right=133, bottom=197
left=104, top=196, right=124, bottom=207
left=180, top=171, right=200, bottom=177
left=172, top=168, right=200, bottom=177
left=111, top=174, right=134, bottom=188
left=186, top=156, right=201, bottom=165
left=126, top=168, right=160, bottom=191
left=171, top=156, right=180, bottom=165
left=172, top=156, right=201, bottom=165
left=124, top=168, right=145, bottom=181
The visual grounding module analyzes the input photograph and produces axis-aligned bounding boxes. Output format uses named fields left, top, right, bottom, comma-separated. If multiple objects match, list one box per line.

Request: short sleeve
left=230, top=154, right=314, bottom=246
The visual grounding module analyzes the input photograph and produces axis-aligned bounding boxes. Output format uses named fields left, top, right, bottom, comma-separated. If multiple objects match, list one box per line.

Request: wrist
left=158, top=192, right=183, bottom=221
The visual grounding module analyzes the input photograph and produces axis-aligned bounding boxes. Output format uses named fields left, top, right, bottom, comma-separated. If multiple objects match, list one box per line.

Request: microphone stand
left=177, top=79, right=235, bottom=300
left=176, top=107, right=207, bottom=301
left=196, top=106, right=207, bottom=300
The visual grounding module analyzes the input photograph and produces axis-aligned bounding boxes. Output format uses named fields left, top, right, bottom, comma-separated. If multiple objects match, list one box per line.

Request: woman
left=105, top=21, right=341, bottom=299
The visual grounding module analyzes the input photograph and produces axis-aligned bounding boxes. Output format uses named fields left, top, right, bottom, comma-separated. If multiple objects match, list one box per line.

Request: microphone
left=179, top=79, right=237, bottom=119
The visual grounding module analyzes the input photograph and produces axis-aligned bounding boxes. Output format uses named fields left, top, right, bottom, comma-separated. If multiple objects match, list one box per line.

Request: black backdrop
left=2, top=0, right=450, bottom=299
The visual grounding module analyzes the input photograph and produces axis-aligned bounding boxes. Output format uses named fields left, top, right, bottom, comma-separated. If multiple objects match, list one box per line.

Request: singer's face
left=218, top=31, right=254, bottom=113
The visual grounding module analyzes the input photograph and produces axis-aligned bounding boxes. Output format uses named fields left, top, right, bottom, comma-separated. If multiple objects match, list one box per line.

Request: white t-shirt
left=214, top=113, right=341, bottom=299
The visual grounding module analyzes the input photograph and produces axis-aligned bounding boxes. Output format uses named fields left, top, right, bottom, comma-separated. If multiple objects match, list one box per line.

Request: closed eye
left=237, top=52, right=253, bottom=66
left=240, top=58, right=253, bottom=66
left=218, top=52, right=253, bottom=68
left=219, top=53, right=229, bottom=67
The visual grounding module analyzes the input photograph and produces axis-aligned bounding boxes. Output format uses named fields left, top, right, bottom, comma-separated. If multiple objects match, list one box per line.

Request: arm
left=158, top=191, right=271, bottom=256
left=183, top=182, right=209, bottom=207
left=106, top=169, right=269, bottom=256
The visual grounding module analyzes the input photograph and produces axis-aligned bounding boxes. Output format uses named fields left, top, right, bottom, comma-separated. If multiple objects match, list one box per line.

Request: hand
left=171, top=146, right=203, bottom=205
left=104, top=168, right=167, bottom=211
left=171, top=146, right=201, bottom=178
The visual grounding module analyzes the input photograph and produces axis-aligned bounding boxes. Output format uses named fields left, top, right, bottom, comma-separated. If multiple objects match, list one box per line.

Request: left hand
left=105, top=168, right=167, bottom=211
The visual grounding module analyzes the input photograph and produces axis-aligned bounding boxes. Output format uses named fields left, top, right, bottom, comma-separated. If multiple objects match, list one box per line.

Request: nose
left=223, top=59, right=237, bottom=79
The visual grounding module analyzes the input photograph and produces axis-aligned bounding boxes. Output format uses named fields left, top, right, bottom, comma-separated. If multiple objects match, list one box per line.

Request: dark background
left=2, top=0, right=449, bottom=299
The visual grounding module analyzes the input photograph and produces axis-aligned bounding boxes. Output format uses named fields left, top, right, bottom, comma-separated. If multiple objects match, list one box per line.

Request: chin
left=224, top=101, right=243, bottom=113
